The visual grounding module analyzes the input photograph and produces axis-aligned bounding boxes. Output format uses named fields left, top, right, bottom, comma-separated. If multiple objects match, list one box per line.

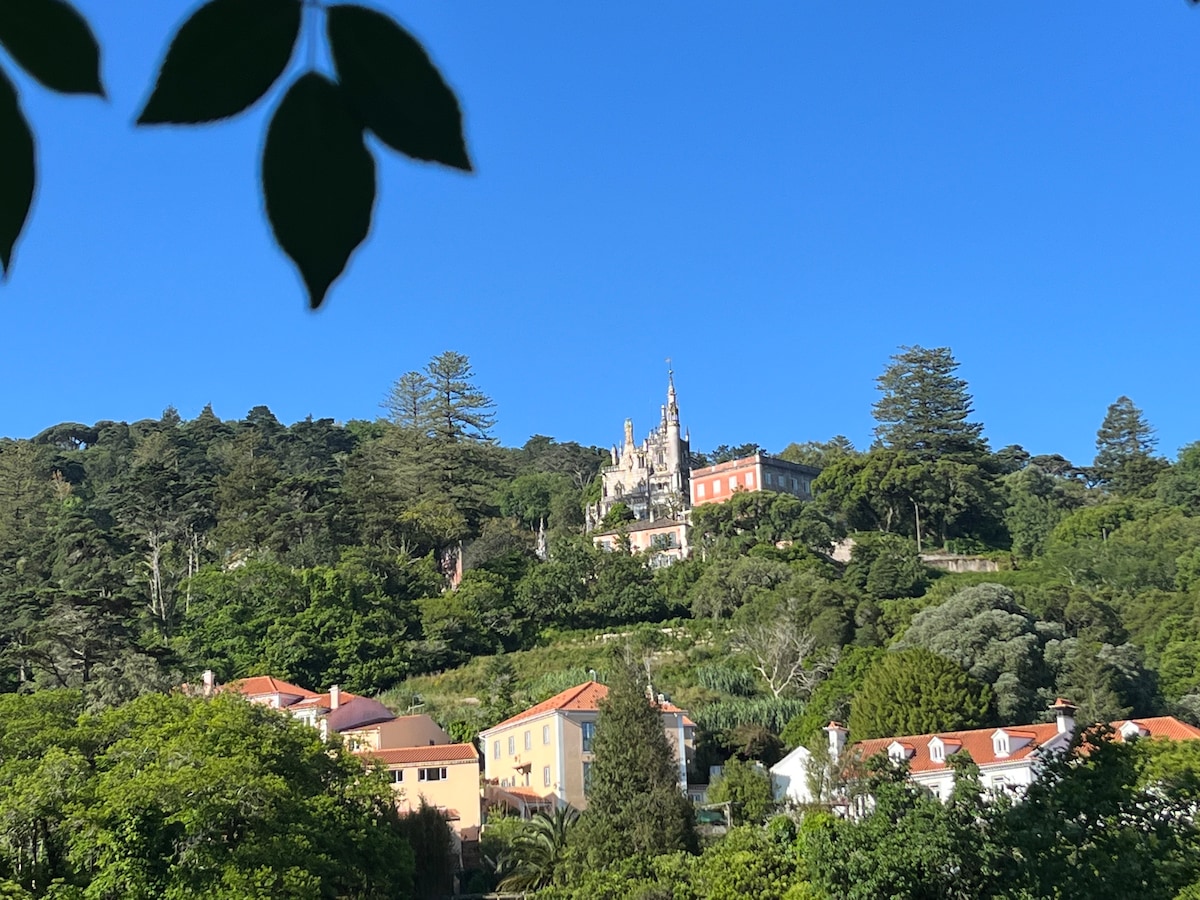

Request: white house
left=770, top=744, right=816, bottom=804
left=772, top=699, right=1200, bottom=808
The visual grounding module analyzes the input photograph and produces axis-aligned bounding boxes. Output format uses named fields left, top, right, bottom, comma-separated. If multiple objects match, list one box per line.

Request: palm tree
left=496, top=806, right=579, bottom=892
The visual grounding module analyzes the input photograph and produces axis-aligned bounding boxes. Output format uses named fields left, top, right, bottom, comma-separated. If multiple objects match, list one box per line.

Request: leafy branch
left=0, top=0, right=472, bottom=308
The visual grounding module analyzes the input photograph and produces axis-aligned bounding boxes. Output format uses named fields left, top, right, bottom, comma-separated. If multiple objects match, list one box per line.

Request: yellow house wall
left=483, top=716, right=564, bottom=798
left=481, top=708, right=692, bottom=812
left=390, top=759, right=482, bottom=835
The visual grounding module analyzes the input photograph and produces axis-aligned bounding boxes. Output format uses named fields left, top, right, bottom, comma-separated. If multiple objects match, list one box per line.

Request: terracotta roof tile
left=359, top=744, right=480, bottom=766
left=854, top=715, right=1200, bottom=775
left=1119, top=716, right=1200, bottom=741
left=482, top=682, right=696, bottom=733
left=486, top=682, right=610, bottom=730
left=855, top=723, right=1062, bottom=774
left=227, top=676, right=317, bottom=702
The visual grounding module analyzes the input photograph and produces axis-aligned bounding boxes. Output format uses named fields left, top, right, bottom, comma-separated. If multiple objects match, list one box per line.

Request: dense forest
left=3, top=345, right=1200, bottom=896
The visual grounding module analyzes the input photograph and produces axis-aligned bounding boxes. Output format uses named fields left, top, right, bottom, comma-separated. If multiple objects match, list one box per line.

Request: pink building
left=690, top=452, right=819, bottom=508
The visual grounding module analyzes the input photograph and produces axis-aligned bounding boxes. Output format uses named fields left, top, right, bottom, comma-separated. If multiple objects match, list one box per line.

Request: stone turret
left=587, top=369, right=691, bottom=529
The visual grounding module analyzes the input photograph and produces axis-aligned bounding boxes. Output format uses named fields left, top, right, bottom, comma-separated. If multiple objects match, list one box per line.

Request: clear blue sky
left=2, top=1, right=1198, bottom=467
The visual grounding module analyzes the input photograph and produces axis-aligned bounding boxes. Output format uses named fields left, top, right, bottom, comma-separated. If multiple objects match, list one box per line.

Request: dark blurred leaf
left=139, top=0, right=301, bottom=125
left=0, top=67, right=35, bottom=276
left=327, top=4, right=471, bottom=171
left=0, top=0, right=103, bottom=96
left=262, top=73, right=375, bottom=309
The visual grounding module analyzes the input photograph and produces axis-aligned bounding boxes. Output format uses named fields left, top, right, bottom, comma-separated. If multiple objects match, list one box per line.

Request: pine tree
left=424, top=350, right=496, bottom=443
left=872, top=346, right=986, bottom=461
left=382, top=370, right=432, bottom=431
left=569, top=661, right=697, bottom=867
left=1093, top=396, right=1165, bottom=496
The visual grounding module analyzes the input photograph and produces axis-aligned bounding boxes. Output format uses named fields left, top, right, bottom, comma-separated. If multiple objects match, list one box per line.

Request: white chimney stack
left=330, top=684, right=341, bottom=710
left=202, top=669, right=214, bottom=697
left=1051, top=698, right=1077, bottom=736
left=826, top=721, right=849, bottom=759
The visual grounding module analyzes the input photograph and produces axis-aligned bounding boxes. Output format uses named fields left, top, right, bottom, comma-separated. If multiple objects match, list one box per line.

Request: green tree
left=423, top=351, right=496, bottom=443
left=395, top=802, right=456, bottom=899
left=895, top=583, right=1059, bottom=722
left=871, top=346, right=987, bottom=462
left=844, top=532, right=925, bottom=600
left=807, top=754, right=1000, bottom=900
left=850, top=648, right=992, bottom=739
left=706, top=758, right=775, bottom=825
left=0, top=691, right=415, bottom=897
left=778, top=435, right=856, bottom=469
left=1003, top=463, right=1087, bottom=558
left=568, top=662, right=696, bottom=868
left=998, top=726, right=1199, bottom=899
left=496, top=807, right=578, bottom=892
left=1158, top=442, right=1200, bottom=514
left=1093, top=395, right=1166, bottom=496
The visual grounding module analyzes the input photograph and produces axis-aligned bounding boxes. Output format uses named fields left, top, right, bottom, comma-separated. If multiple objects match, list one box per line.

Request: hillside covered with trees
left=3, top=345, right=1200, bottom=896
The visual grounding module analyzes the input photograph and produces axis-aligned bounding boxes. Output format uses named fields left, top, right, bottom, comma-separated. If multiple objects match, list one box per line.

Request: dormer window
left=992, top=729, right=1011, bottom=758
left=887, top=741, right=914, bottom=762
left=1119, top=721, right=1149, bottom=741
left=930, top=737, right=945, bottom=763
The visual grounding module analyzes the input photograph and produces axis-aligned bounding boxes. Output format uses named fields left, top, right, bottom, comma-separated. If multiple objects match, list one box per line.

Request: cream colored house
left=360, top=743, right=483, bottom=841
left=478, top=681, right=695, bottom=812
left=341, top=714, right=453, bottom=752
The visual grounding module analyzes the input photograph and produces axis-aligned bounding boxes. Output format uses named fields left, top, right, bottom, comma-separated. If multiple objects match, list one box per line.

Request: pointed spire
left=665, top=359, right=679, bottom=425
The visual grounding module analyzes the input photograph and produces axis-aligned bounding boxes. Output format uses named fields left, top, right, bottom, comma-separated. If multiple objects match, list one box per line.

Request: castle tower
left=587, top=368, right=691, bottom=529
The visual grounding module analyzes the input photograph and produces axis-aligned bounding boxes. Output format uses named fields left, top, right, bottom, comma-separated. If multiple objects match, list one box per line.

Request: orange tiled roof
left=855, top=723, right=1062, bottom=774
left=360, top=744, right=480, bottom=766
left=1118, top=716, right=1200, bottom=741
left=487, top=681, right=610, bottom=730
left=854, top=715, right=1200, bottom=775
left=485, top=681, right=697, bottom=732
left=228, top=676, right=317, bottom=701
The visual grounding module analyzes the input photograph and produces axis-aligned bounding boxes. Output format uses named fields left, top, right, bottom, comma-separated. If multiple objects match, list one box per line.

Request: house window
left=389, top=769, right=404, bottom=784
left=418, top=767, right=448, bottom=782
left=508, top=736, right=515, bottom=756
left=582, top=722, right=596, bottom=753
left=543, top=724, right=551, bottom=745
left=697, top=483, right=705, bottom=498
left=713, top=480, right=721, bottom=494
left=543, top=765, right=551, bottom=787
left=728, top=476, right=737, bottom=490
left=583, top=762, right=593, bottom=794
left=493, top=740, right=500, bottom=759
left=745, top=473, right=754, bottom=487
left=525, top=730, right=532, bottom=751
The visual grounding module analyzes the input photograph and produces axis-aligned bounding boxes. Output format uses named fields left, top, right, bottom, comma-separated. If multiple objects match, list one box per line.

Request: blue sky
left=2, top=1, right=1198, bottom=466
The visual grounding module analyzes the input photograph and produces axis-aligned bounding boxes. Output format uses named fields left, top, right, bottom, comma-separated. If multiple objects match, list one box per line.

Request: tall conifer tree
left=872, top=346, right=986, bottom=461
left=570, top=660, right=697, bottom=867
left=1093, top=396, right=1165, bottom=496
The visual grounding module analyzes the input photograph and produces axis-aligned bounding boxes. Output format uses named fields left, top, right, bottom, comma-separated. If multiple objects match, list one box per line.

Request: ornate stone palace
left=585, top=372, right=691, bottom=529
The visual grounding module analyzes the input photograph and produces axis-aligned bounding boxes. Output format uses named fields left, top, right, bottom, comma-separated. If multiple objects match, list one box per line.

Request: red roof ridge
left=228, top=675, right=318, bottom=700
left=485, top=681, right=609, bottom=731
left=358, top=744, right=480, bottom=766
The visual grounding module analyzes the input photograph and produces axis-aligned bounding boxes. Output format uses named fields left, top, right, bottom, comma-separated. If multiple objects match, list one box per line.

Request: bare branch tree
left=734, top=620, right=838, bottom=699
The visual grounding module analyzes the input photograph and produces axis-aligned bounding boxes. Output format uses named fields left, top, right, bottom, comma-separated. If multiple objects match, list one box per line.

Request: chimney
left=826, top=721, right=849, bottom=759
left=1051, top=698, right=1077, bottom=736
left=202, top=669, right=214, bottom=697
left=330, top=684, right=341, bottom=710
